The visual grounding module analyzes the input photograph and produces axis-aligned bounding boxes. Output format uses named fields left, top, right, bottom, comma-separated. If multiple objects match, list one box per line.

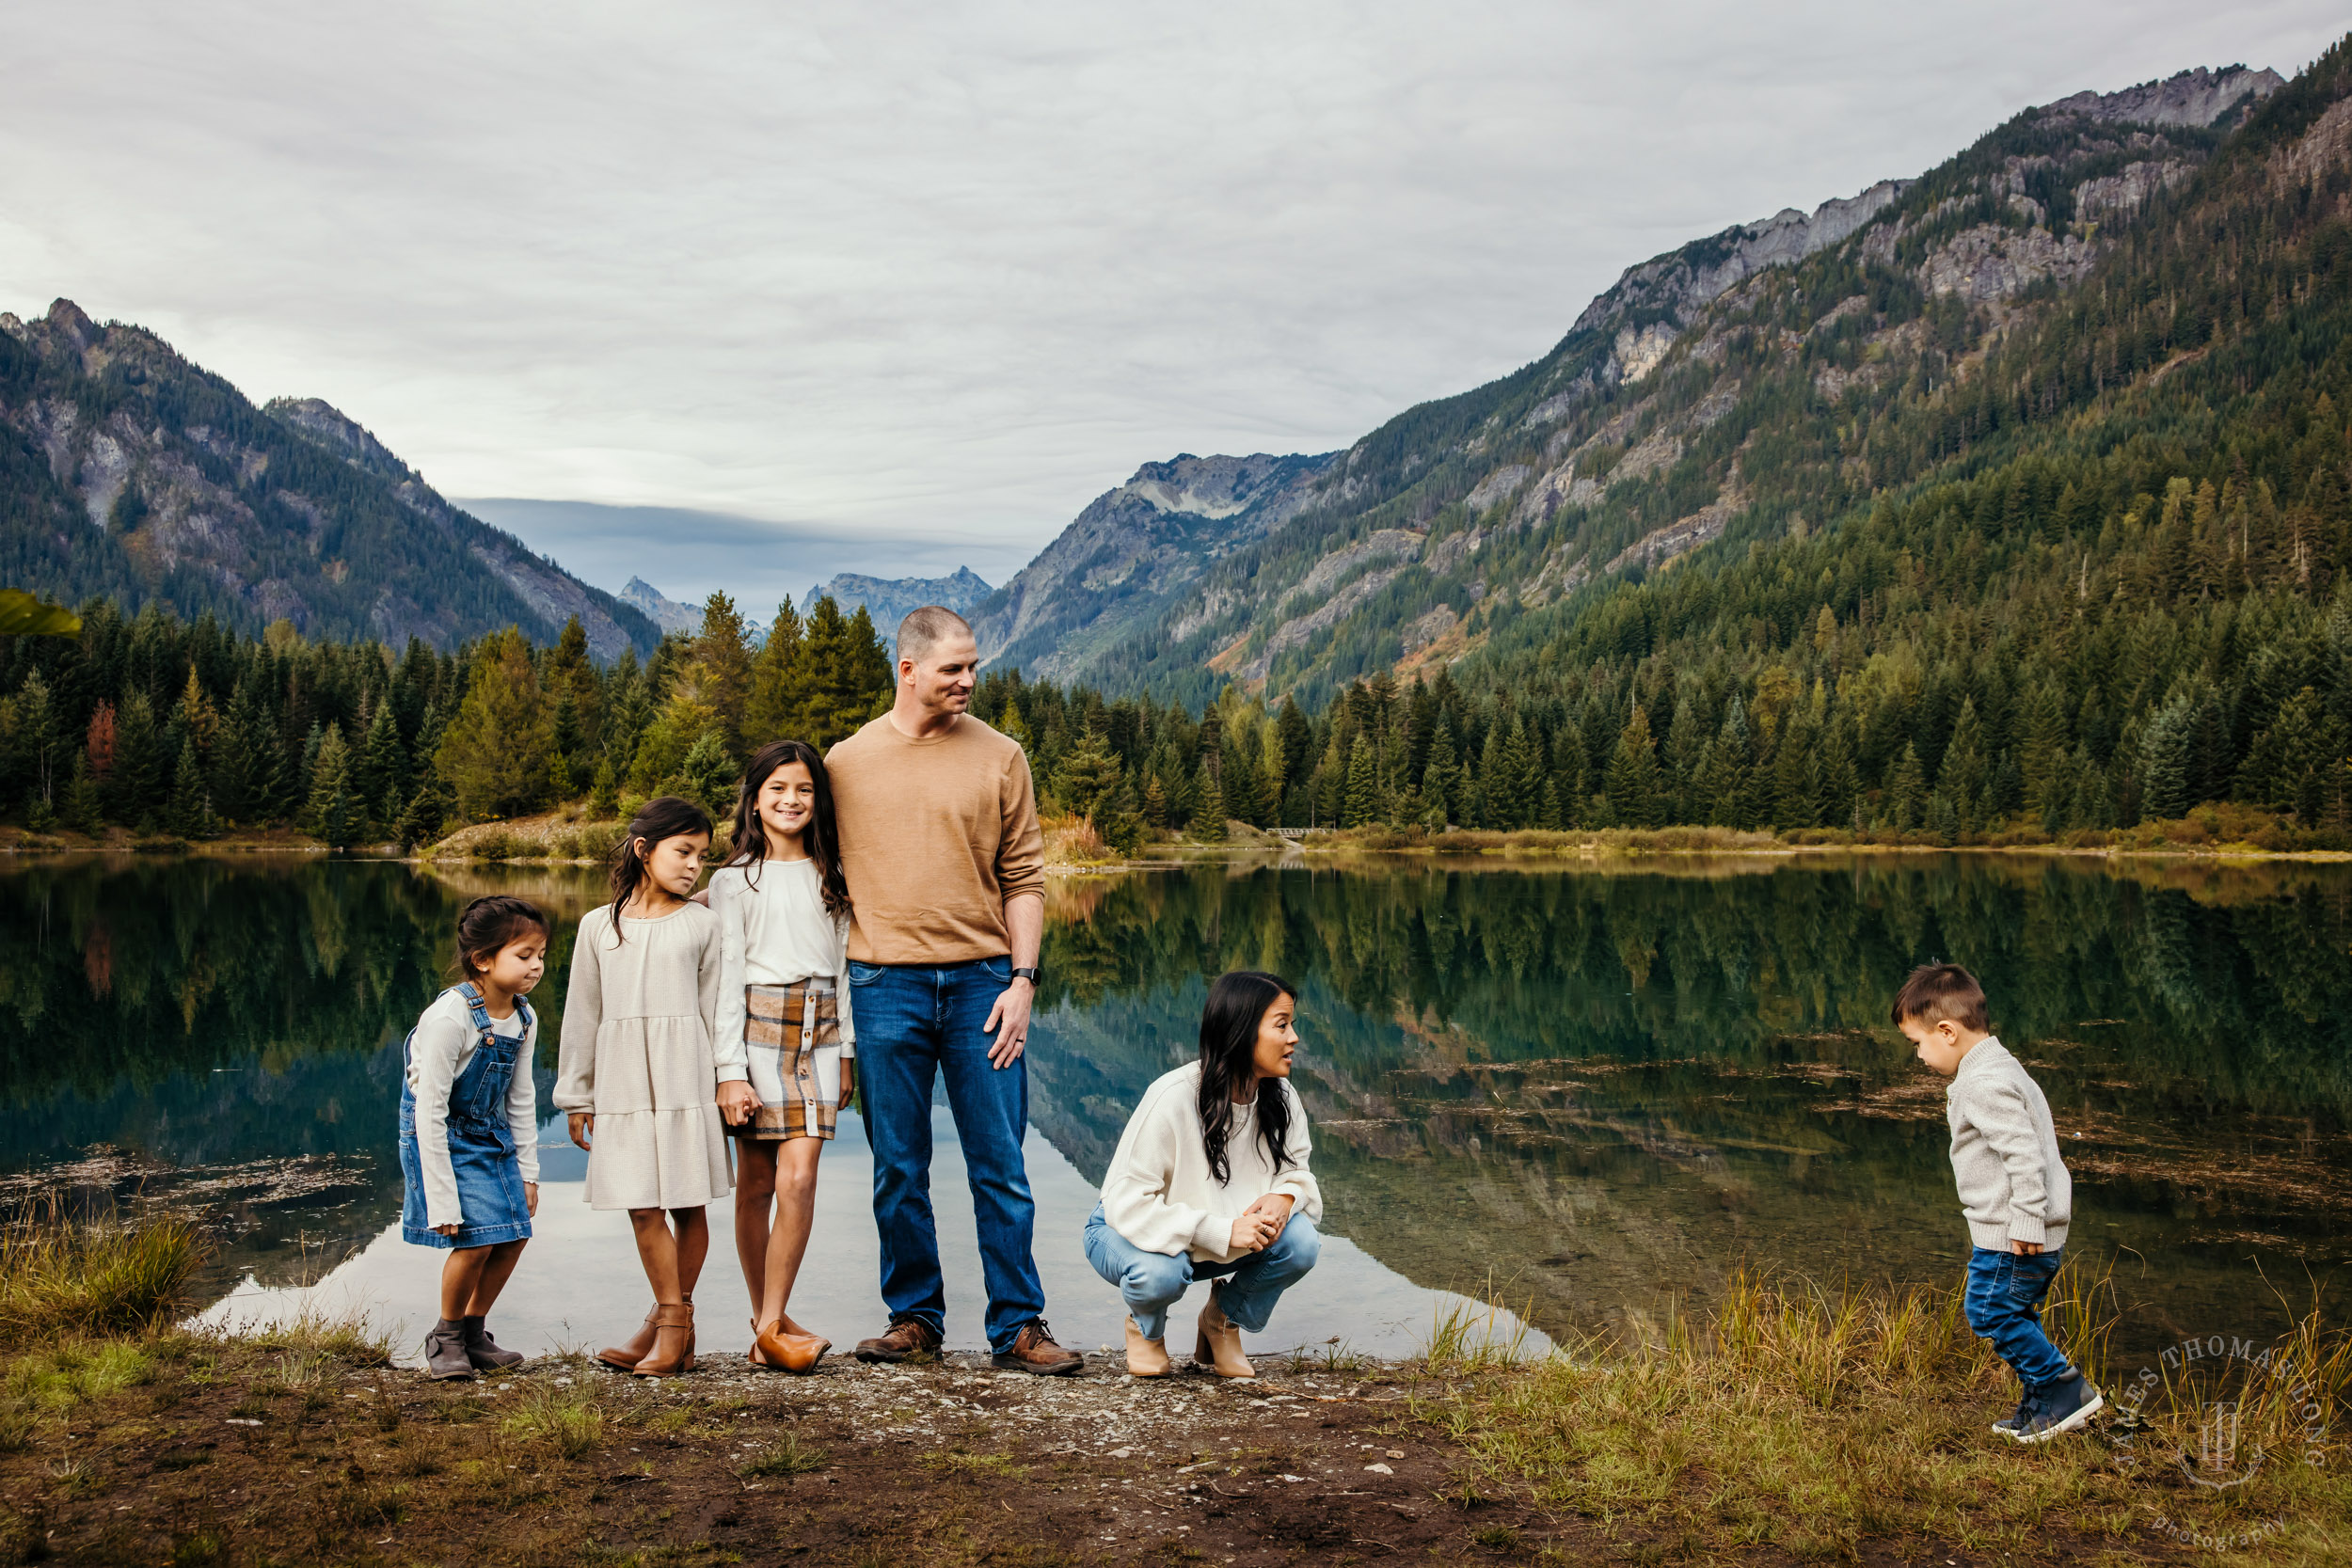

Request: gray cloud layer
left=3, top=2, right=2342, bottom=604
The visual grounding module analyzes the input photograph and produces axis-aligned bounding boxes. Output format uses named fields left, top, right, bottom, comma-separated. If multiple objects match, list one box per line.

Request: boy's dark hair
left=454, top=895, right=550, bottom=981
left=607, top=795, right=714, bottom=942
left=1889, top=962, right=1990, bottom=1032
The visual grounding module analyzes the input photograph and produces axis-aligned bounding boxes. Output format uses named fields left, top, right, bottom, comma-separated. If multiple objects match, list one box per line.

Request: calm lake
left=3, top=851, right=2346, bottom=1364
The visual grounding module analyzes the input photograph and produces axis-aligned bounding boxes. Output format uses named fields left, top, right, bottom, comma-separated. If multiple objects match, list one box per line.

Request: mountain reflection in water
left=2, top=852, right=2345, bottom=1354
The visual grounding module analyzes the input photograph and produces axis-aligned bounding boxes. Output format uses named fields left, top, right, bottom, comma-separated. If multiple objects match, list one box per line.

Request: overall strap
left=456, top=981, right=496, bottom=1042
left=513, top=994, right=534, bottom=1037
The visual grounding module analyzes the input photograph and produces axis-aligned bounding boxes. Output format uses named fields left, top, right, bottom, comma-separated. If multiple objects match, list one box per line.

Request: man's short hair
left=897, top=606, right=974, bottom=667
left=1889, top=962, right=1989, bottom=1032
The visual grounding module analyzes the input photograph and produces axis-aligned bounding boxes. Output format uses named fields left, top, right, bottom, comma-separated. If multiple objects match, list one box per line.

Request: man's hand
left=717, top=1081, right=761, bottom=1126
left=983, top=977, right=1033, bottom=1069
left=1228, top=1211, right=1280, bottom=1254
left=2011, top=1239, right=2044, bottom=1256
left=567, top=1112, right=594, bottom=1150
left=524, top=1180, right=539, bottom=1217
left=1242, top=1192, right=1295, bottom=1240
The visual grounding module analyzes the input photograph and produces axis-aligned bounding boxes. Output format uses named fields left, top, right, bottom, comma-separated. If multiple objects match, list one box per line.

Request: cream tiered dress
left=554, top=902, right=732, bottom=1210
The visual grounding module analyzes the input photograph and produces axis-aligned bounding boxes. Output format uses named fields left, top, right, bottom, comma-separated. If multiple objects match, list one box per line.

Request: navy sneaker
left=2010, top=1373, right=2104, bottom=1443
left=1991, top=1393, right=2032, bottom=1436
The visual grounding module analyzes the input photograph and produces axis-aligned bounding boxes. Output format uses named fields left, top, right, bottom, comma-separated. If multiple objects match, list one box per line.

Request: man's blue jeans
left=851, top=956, right=1044, bottom=1353
left=1963, top=1245, right=2074, bottom=1390
left=1082, top=1200, right=1321, bottom=1342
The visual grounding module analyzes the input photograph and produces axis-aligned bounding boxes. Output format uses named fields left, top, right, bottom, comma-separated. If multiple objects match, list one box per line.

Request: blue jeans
left=1963, top=1245, right=2074, bottom=1390
left=1082, top=1201, right=1321, bottom=1342
left=851, top=957, right=1044, bottom=1353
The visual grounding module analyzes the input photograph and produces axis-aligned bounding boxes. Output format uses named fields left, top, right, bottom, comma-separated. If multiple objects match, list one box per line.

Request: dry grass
left=1421, top=1266, right=2351, bottom=1564
left=1041, top=813, right=1116, bottom=866
left=0, top=1206, right=204, bottom=1345
left=425, top=813, right=629, bottom=863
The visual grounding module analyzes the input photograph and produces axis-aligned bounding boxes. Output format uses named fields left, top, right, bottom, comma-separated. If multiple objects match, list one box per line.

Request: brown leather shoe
left=993, top=1319, right=1084, bottom=1376
left=755, top=1319, right=832, bottom=1374
left=597, top=1307, right=659, bottom=1372
left=632, top=1303, right=696, bottom=1378
left=853, top=1316, right=943, bottom=1363
left=1194, top=1287, right=1255, bottom=1379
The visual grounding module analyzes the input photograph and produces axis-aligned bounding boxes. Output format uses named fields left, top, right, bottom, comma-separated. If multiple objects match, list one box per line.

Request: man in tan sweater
left=825, top=606, right=1081, bottom=1374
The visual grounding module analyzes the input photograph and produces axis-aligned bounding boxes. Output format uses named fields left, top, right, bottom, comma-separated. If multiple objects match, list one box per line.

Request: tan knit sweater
left=826, top=714, right=1046, bottom=964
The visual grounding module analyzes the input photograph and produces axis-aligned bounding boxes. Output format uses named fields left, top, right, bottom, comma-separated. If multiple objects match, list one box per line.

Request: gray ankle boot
left=423, top=1320, right=477, bottom=1380
left=462, top=1315, right=524, bottom=1370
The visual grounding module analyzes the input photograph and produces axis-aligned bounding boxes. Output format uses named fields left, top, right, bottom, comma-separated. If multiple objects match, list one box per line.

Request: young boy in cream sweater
left=1893, top=962, right=2102, bottom=1443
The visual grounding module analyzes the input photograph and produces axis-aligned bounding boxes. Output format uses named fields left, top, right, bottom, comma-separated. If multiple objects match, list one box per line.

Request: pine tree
left=13, top=673, right=56, bottom=818
left=589, top=753, right=620, bottom=817
left=679, top=729, right=739, bottom=819
left=436, top=627, right=555, bottom=821
left=1933, top=699, right=1990, bottom=834
left=1498, top=716, right=1542, bottom=829
left=60, top=753, right=103, bottom=835
left=106, top=690, right=164, bottom=831
left=2137, top=692, right=2195, bottom=822
left=396, top=773, right=453, bottom=851
left=1343, top=734, right=1378, bottom=828
left=1604, top=707, right=1662, bottom=829
left=745, top=599, right=807, bottom=747
left=359, top=699, right=407, bottom=828
left=1141, top=773, right=1170, bottom=828
left=694, top=594, right=755, bottom=756
left=1056, top=728, right=1125, bottom=823
left=305, top=724, right=358, bottom=848
left=167, top=736, right=215, bottom=839
left=1885, top=742, right=1926, bottom=832
left=1192, top=762, right=1226, bottom=839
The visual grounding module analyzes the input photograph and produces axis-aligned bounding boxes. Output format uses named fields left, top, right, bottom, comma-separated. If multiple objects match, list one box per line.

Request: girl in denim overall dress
left=398, top=895, right=551, bottom=1381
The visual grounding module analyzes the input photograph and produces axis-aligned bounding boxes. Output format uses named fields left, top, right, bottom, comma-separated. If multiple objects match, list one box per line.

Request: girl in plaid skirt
left=709, top=740, right=856, bottom=1372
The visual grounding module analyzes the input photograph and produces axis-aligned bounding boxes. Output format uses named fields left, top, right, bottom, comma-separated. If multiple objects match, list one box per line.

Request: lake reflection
left=4, top=852, right=2347, bottom=1358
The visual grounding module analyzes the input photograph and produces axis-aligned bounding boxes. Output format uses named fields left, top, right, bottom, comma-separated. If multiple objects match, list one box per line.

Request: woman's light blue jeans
left=1082, top=1200, right=1320, bottom=1341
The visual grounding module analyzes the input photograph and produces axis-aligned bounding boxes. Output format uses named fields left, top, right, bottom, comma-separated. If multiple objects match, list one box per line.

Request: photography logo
left=2109, top=1330, right=2328, bottom=1551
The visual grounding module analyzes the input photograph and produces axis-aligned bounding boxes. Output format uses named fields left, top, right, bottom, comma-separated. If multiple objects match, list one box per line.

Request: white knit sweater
left=1099, top=1061, right=1323, bottom=1263
left=1946, top=1037, right=2073, bottom=1250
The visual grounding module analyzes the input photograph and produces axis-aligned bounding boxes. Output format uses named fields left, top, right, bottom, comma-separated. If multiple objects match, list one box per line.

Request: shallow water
left=4, top=852, right=2347, bottom=1362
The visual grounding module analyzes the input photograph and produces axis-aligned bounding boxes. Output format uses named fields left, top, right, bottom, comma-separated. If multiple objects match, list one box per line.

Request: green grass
left=0, top=1207, right=204, bottom=1343
left=739, top=1430, right=830, bottom=1480
left=501, top=1379, right=607, bottom=1459
left=1422, top=1265, right=2352, bottom=1565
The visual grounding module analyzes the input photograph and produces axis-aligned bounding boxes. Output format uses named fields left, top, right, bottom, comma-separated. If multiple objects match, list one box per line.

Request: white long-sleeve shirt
left=403, top=988, right=540, bottom=1229
left=1099, top=1061, right=1322, bottom=1264
left=707, top=860, right=856, bottom=1083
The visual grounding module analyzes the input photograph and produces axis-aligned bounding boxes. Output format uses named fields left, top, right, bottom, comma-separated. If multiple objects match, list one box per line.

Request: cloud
left=2, top=1, right=2342, bottom=607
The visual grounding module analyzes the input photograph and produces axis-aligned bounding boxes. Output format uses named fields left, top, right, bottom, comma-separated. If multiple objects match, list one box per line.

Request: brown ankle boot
left=632, top=1303, right=696, bottom=1378
left=1194, top=1288, right=1255, bottom=1379
left=597, top=1307, right=660, bottom=1372
left=755, top=1319, right=831, bottom=1374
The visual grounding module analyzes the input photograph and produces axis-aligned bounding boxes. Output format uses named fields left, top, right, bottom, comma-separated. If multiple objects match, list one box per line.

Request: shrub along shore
left=2, top=1210, right=2344, bottom=1564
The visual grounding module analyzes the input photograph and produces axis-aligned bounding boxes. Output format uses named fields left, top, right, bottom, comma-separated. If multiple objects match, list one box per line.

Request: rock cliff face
left=983, top=62, right=2296, bottom=707
left=801, top=566, right=991, bottom=637
left=0, top=303, right=657, bottom=657
left=970, top=451, right=1338, bottom=683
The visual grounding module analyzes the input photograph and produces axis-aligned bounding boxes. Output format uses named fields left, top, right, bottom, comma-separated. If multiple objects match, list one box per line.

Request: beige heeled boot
left=1124, top=1316, right=1171, bottom=1377
left=1193, top=1286, right=1255, bottom=1379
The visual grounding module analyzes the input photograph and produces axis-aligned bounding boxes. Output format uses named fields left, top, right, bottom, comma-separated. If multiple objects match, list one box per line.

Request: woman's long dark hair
left=606, top=795, right=713, bottom=943
left=1196, top=970, right=1298, bottom=1184
left=726, top=739, right=851, bottom=918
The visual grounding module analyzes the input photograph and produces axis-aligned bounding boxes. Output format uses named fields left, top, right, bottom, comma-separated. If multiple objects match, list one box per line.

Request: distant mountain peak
left=2042, top=64, right=2284, bottom=128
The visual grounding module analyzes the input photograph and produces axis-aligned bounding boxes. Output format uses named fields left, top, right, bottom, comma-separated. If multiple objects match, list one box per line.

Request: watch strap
left=1010, top=966, right=1041, bottom=984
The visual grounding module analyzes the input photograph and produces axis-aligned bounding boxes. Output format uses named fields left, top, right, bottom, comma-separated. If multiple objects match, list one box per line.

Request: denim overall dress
left=398, top=984, right=535, bottom=1249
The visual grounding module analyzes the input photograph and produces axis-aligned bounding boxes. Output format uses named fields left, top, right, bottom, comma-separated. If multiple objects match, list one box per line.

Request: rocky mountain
left=970, top=451, right=1339, bottom=683
left=984, top=63, right=2287, bottom=708
left=618, top=576, right=705, bottom=635
left=0, top=303, right=658, bottom=658
left=802, top=565, right=991, bottom=634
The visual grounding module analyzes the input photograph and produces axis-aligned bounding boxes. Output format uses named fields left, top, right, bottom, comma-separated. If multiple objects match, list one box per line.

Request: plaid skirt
left=731, top=979, right=850, bottom=1141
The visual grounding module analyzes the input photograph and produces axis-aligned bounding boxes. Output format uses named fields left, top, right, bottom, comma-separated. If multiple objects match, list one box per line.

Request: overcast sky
left=3, top=3, right=2342, bottom=607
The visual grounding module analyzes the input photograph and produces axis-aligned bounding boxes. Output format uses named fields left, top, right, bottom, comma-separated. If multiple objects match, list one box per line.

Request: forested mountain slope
left=965, top=44, right=2352, bottom=845
left=1015, top=62, right=2286, bottom=713
left=0, top=303, right=657, bottom=657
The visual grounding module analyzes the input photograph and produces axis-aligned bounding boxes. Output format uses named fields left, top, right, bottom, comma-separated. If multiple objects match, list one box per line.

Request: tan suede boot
left=1193, top=1287, right=1255, bottom=1379
left=1124, top=1316, right=1171, bottom=1378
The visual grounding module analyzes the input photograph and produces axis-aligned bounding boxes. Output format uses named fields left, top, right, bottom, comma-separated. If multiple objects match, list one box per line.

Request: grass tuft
left=739, top=1429, right=829, bottom=1480
left=500, top=1380, right=606, bottom=1460
left=0, top=1206, right=205, bottom=1345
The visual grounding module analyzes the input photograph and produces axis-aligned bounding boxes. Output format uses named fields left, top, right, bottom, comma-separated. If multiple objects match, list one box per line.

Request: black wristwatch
left=1010, top=967, right=1041, bottom=985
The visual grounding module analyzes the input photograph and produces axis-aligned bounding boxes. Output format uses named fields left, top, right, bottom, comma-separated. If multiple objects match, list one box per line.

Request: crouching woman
left=1084, top=971, right=1322, bottom=1379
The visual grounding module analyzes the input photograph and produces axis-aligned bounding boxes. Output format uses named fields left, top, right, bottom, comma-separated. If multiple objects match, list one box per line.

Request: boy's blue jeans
left=851, top=957, right=1045, bottom=1354
left=1082, top=1200, right=1321, bottom=1342
left=1963, top=1245, right=2074, bottom=1390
